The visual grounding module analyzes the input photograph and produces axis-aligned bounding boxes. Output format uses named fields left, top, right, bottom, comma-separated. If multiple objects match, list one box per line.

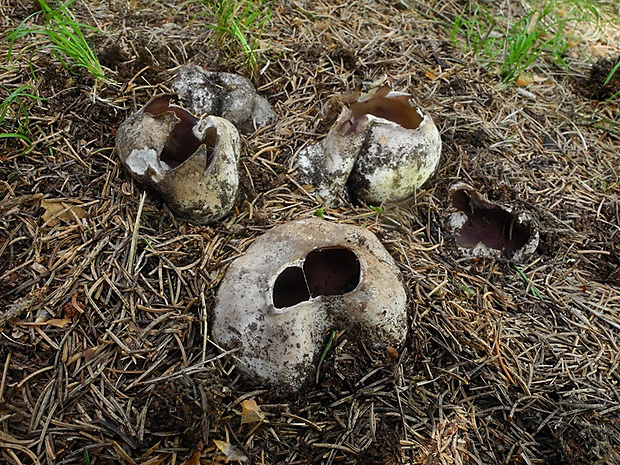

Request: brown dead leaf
left=82, top=347, right=96, bottom=361
left=386, top=346, right=399, bottom=359
left=425, top=69, right=438, bottom=80
left=181, top=449, right=201, bottom=465
left=515, top=74, right=534, bottom=87
left=41, top=199, right=87, bottom=226
left=44, top=318, right=72, bottom=328
left=240, top=399, right=265, bottom=424
left=213, top=440, right=248, bottom=462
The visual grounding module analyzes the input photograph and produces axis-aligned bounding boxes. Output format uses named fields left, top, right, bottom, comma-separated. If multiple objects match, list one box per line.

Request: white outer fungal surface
left=116, top=102, right=241, bottom=224
left=295, top=110, right=367, bottom=205
left=212, top=218, right=408, bottom=391
left=295, top=91, right=441, bottom=206
left=348, top=110, right=442, bottom=204
left=172, top=64, right=275, bottom=134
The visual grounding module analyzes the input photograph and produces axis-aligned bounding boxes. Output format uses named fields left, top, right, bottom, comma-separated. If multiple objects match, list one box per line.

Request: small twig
left=127, top=191, right=146, bottom=276
left=0, top=352, right=11, bottom=402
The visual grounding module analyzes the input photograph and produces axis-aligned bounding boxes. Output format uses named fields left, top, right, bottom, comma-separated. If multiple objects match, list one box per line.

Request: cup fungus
left=295, top=86, right=441, bottom=205
left=448, top=183, right=539, bottom=261
left=172, top=64, right=275, bottom=134
left=212, top=218, right=407, bottom=390
left=116, top=94, right=241, bottom=224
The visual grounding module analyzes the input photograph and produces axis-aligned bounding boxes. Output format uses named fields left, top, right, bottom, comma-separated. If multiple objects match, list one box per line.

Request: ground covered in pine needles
left=1, top=0, right=620, bottom=464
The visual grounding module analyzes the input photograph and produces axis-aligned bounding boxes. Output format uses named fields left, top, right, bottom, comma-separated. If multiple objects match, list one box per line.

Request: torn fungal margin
left=144, top=94, right=216, bottom=169
left=451, top=188, right=531, bottom=252
left=272, top=247, right=361, bottom=309
left=338, top=86, right=423, bottom=135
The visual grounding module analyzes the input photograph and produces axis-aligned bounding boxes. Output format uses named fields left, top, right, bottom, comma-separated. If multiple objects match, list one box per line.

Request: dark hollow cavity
left=273, top=266, right=309, bottom=309
left=272, top=247, right=361, bottom=309
left=340, top=85, right=423, bottom=135
left=451, top=189, right=531, bottom=252
left=303, top=247, right=360, bottom=298
left=144, top=94, right=216, bottom=169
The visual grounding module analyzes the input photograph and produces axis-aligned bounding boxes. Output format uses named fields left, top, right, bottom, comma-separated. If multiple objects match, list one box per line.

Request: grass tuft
left=198, top=0, right=271, bottom=75
left=0, top=84, right=43, bottom=150
left=450, top=0, right=608, bottom=84
left=8, top=0, right=106, bottom=83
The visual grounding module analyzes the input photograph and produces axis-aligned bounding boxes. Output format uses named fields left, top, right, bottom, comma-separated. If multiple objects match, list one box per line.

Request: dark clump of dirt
left=550, top=418, right=620, bottom=465
left=578, top=55, right=620, bottom=100
left=140, top=377, right=207, bottom=450
left=330, top=47, right=357, bottom=71
left=97, top=43, right=129, bottom=70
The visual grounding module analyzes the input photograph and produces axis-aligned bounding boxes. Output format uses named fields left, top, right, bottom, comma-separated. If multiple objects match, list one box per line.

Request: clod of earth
left=295, top=85, right=441, bottom=205
left=212, top=218, right=407, bottom=390
left=172, top=64, right=275, bottom=134
left=447, top=183, right=539, bottom=261
left=116, top=94, right=241, bottom=224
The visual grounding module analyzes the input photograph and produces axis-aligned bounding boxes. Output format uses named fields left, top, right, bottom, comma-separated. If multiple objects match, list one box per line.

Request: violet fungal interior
left=273, top=247, right=361, bottom=309
left=451, top=188, right=530, bottom=252
left=340, top=85, right=423, bottom=135
left=144, top=94, right=217, bottom=169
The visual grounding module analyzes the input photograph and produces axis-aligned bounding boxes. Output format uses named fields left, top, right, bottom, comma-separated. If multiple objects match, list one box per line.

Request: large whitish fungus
left=448, top=183, right=539, bottom=261
left=295, top=86, right=442, bottom=205
left=116, top=94, right=241, bottom=224
left=212, top=218, right=407, bottom=390
left=172, top=64, right=275, bottom=134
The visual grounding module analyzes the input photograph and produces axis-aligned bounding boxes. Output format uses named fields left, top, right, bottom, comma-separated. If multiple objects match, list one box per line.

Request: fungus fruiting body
left=142, top=94, right=216, bottom=169
left=339, top=86, right=423, bottom=135
left=172, top=64, right=274, bottom=134
left=295, top=86, right=441, bottom=205
left=212, top=219, right=407, bottom=390
left=116, top=95, right=241, bottom=224
left=448, top=183, right=539, bottom=260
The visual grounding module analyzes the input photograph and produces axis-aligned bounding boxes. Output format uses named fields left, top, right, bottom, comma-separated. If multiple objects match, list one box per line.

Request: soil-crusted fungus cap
left=115, top=94, right=241, bottom=224
left=295, top=86, right=442, bottom=205
left=172, top=64, right=275, bottom=134
left=212, top=218, right=408, bottom=391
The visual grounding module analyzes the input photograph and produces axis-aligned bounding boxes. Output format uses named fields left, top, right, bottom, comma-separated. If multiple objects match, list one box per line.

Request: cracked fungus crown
left=212, top=218, right=408, bottom=390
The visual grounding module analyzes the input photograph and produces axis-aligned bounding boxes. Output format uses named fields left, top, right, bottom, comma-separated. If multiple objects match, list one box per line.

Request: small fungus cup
left=447, top=183, right=539, bottom=261
left=172, top=64, right=275, bottom=134
left=296, top=86, right=442, bottom=205
left=116, top=94, right=241, bottom=224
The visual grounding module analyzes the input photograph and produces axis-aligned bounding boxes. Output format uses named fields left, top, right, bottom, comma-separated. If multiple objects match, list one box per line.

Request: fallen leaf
left=213, top=440, right=248, bottom=462
left=41, top=199, right=87, bottom=226
left=82, top=347, right=97, bottom=361
left=31, top=262, right=48, bottom=274
left=240, top=399, right=265, bottom=424
left=181, top=449, right=201, bottom=465
left=386, top=346, right=399, bottom=359
left=19, top=317, right=73, bottom=328
left=44, top=318, right=72, bottom=328
left=515, top=74, right=534, bottom=87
